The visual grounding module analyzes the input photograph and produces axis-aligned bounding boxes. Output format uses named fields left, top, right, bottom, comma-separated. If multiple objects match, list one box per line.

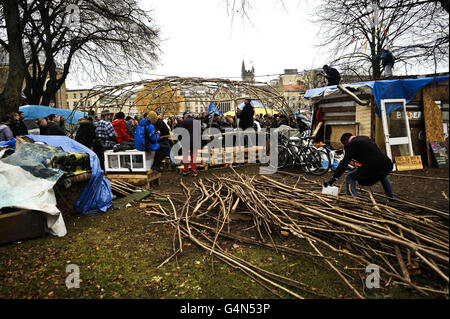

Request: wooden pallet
left=175, top=146, right=265, bottom=174
left=175, top=146, right=265, bottom=165
left=106, top=170, right=161, bottom=190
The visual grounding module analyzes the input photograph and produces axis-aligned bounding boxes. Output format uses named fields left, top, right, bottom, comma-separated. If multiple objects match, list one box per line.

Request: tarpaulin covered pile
left=19, top=105, right=88, bottom=124
left=0, top=136, right=113, bottom=237
left=304, top=75, right=449, bottom=116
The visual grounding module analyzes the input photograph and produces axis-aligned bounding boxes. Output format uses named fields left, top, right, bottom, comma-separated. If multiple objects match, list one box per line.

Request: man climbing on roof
left=321, top=65, right=341, bottom=86
left=381, top=49, right=395, bottom=78
left=323, top=133, right=397, bottom=199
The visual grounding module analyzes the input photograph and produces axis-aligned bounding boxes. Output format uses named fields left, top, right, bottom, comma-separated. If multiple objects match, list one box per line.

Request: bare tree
left=0, top=0, right=34, bottom=118
left=0, top=0, right=160, bottom=114
left=378, top=0, right=449, bottom=13
left=314, top=0, right=449, bottom=80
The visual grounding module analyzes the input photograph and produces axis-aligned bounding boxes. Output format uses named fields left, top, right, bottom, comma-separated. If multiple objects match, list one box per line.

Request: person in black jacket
left=17, top=111, right=28, bottom=135
left=321, top=65, right=341, bottom=86
left=46, top=114, right=66, bottom=136
left=36, top=118, right=49, bottom=135
left=180, top=113, right=199, bottom=176
left=381, top=49, right=395, bottom=78
left=323, top=133, right=396, bottom=198
left=155, top=116, right=175, bottom=166
left=238, top=99, right=255, bottom=130
left=75, top=118, right=97, bottom=149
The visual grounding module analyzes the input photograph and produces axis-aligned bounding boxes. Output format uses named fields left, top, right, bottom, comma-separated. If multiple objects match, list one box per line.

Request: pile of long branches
left=149, top=170, right=449, bottom=298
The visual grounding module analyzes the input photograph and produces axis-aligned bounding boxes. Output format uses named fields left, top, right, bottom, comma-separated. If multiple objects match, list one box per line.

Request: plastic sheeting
left=304, top=75, right=449, bottom=116
left=19, top=105, right=88, bottom=124
left=28, top=135, right=113, bottom=214
left=0, top=138, right=15, bottom=149
left=0, top=161, right=67, bottom=237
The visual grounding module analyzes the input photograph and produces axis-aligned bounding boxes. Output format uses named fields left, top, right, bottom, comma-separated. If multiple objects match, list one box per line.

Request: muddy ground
left=0, top=164, right=448, bottom=300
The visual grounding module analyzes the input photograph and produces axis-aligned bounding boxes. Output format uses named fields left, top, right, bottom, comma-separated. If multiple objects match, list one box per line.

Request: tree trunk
left=0, top=0, right=26, bottom=119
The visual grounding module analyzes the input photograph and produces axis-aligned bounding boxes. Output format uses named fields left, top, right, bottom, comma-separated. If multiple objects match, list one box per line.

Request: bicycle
left=274, top=133, right=331, bottom=175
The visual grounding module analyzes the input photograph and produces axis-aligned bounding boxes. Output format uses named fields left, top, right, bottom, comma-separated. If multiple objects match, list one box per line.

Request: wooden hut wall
left=316, top=94, right=372, bottom=149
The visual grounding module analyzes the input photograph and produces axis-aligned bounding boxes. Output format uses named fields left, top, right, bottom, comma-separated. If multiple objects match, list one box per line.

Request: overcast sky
left=140, top=0, right=322, bottom=79
left=67, top=0, right=324, bottom=88
left=66, top=0, right=446, bottom=89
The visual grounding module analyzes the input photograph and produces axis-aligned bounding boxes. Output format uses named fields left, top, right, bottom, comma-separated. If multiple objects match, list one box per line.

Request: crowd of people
left=1, top=103, right=396, bottom=198
left=1, top=100, right=312, bottom=176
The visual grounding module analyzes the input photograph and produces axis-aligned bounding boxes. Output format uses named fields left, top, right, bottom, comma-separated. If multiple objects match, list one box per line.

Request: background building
left=1, top=49, right=67, bottom=109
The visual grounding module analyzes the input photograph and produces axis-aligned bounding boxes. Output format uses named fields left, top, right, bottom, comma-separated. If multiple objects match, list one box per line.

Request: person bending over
left=323, top=133, right=396, bottom=198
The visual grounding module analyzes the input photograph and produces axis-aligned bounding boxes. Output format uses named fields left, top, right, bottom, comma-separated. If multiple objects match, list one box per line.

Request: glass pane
left=108, top=155, right=119, bottom=169
left=120, top=155, right=131, bottom=169
left=388, top=104, right=408, bottom=138
left=132, top=155, right=144, bottom=168
left=391, top=144, right=410, bottom=158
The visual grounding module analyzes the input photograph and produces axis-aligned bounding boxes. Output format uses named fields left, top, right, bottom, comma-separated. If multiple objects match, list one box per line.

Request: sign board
left=429, top=142, right=449, bottom=168
left=394, top=155, right=423, bottom=171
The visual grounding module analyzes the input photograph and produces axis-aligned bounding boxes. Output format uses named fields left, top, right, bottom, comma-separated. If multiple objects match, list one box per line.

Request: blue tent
left=19, top=105, right=88, bottom=124
left=304, top=75, right=449, bottom=116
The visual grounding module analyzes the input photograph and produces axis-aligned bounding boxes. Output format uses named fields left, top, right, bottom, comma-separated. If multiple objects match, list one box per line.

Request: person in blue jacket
left=135, top=111, right=169, bottom=171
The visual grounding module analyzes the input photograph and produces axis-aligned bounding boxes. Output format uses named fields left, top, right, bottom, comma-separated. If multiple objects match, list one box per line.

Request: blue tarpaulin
left=207, top=102, right=224, bottom=118
left=304, top=75, right=449, bottom=116
left=0, top=138, right=16, bottom=149
left=27, top=135, right=113, bottom=214
left=19, top=105, right=88, bottom=124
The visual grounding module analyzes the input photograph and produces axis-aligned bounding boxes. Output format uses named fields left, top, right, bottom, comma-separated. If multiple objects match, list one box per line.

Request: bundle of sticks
left=148, top=169, right=449, bottom=298
left=109, top=179, right=141, bottom=196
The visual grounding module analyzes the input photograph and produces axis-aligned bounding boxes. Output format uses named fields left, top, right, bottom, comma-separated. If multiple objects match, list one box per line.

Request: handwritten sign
left=394, top=155, right=423, bottom=171
left=430, top=142, right=449, bottom=168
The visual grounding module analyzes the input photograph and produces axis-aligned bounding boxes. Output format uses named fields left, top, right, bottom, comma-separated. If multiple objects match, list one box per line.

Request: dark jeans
left=346, top=169, right=395, bottom=197
left=153, top=141, right=171, bottom=169
left=160, top=139, right=175, bottom=164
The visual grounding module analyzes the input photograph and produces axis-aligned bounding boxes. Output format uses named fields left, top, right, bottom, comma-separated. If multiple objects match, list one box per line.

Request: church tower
left=241, top=60, right=255, bottom=83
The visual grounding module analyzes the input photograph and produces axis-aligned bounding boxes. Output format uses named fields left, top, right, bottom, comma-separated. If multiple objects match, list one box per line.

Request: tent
left=19, top=105, right=88, bottom=124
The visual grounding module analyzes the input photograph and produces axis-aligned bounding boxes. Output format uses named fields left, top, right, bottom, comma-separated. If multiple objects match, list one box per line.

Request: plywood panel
left=356, top=104, right=372, bottom=137
left=423, top=86, right=447, bottom=165
left=329, top=124, right=358, bottom=149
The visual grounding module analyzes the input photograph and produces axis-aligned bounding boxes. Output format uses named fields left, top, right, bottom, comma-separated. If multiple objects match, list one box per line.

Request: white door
left=380, top=99, right=414, bottom=170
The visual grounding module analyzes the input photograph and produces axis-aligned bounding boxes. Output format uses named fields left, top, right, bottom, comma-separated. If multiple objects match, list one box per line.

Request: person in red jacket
left=112, top=112, right=131, bottom=144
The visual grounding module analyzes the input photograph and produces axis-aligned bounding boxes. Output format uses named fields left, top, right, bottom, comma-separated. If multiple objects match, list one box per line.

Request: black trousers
left=153, top=141, right=171, bottom=169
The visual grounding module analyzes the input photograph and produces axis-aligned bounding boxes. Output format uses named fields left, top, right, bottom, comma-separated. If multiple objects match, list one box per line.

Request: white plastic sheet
left=0, top=162, right=67, bottom=237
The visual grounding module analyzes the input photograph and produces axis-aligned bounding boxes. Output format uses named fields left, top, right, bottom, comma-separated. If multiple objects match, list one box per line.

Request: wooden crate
left=106, top=170, right=161, bottom=189
left=0, top=209, right=46, bottom=245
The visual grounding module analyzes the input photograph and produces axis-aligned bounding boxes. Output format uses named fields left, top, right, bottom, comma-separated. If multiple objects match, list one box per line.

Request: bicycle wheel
left=270, top=145, right=290, bottom=169
left=304, top=148, right=331, bottom=176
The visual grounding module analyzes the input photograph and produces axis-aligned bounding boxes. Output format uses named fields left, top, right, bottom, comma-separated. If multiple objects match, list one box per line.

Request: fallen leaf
left=280, top=231, right=289, bottom=237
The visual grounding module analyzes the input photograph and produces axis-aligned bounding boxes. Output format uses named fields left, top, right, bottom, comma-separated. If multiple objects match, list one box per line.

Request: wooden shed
left=305, top=74, right=449, bottom=167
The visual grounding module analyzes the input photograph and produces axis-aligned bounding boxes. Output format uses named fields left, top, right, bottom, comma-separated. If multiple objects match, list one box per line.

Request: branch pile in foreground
left=148, top=170, right=449, bottom=298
